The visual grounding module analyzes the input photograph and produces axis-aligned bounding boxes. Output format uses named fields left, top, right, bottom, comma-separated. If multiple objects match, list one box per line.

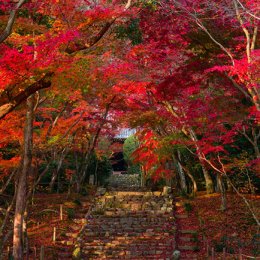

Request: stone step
left=74, top=213, right=86, bottom=218
left=73, top=218, right=86, bottom=224
left=179, top=229, right=197, bottom=234
left=70, top=225, right=81, bottom=231
left=91, top=215, right=172, bottom=219
left=179, top=236, right=192, bottom=242
left=59, top=240, right=75, bottom=246
left=176, top=214, right=188, bottom=219
left=81, top=201, right=90, bottom=207
left=178, top=245, right=198, bottom=251
left=175, top=202, right=183, bottom=207
left=181, top=254, right=197, bottom=259
left=57, top=252, right=72, bottom=257
left=65, top=232, right=78, bottom=238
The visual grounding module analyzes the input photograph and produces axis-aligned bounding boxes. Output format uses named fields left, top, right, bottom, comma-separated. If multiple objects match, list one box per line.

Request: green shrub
left=66, top=208, right=75, bottom=219
left=184, top=202, right=193, bottom=214
left=73, top=199, right=82, bottom=206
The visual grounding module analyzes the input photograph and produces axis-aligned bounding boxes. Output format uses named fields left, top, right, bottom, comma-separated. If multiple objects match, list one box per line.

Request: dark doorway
left=111, top=152, right=127, bottom=171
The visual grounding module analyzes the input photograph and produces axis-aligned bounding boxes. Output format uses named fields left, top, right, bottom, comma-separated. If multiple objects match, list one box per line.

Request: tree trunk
left=177, top=161, right=188, bottom=193
left=13, top=95, right=34, bottom=260
left=174, top=155, right=197, bottom=195
left=183, top=166, right=198, bottom=195
left=94, top=160, right=98, bottom=186
left=201, top=163, right=214, bottom=194
left=23, top=208, right=29, bottom=260
left=141, top=166, right=146, bottom=187
left=217, top=174, right=227, bottom=211
left=49, top=150, right=66, bottom=192
left=189, top=129, right=214, bottom=194
left=226, top=177, right=233, bottom=192
left=172, top=154, right=187, bottom=194
left=0, top=194, right=16, bottom=260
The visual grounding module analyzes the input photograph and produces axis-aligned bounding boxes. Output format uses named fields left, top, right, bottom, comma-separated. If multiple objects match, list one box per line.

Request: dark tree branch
left=0, top=72, right=54, bottom=119
left=66, top=20, right=116, bottom=54
left=0, top=0, right=27, bottom=43
left=0, top=0, right=132, bottom=119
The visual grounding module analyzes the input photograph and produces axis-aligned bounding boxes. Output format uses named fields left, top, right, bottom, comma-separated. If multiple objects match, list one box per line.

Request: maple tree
left=0, top=0, right=259, bottom=258
left=0, top=0, right=135, bottom=258
left=114, top=0, right=259, bottom=213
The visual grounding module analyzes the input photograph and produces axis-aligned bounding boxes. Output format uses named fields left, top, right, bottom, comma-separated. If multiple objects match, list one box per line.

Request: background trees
left=0, top=0, right=259, bottom=257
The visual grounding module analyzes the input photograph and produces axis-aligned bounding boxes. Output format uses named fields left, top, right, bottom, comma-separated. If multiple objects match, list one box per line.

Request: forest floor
left=178, top=192, right=260, bottom=259
left=3, top=189, right=260, bottom=259
left=4, top=186, right=96, bottom=259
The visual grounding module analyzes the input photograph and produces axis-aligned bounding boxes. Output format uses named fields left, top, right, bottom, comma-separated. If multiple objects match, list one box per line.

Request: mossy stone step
left=178, top=245, right=198, bottom=251
left=73, top=218, right=86, bottom=224
left=179, top=229, right=197, bottom=234
left=59, top=240, right=75, bottom=246
left=181, top=254, right=197, bottom=259
left=179, top=236, right=192, bottom=242
left=66, top=232, right=78, bottom=238
left=70, top=225, right=81, bottom=231
left=176, top=214, right=188, bottom=219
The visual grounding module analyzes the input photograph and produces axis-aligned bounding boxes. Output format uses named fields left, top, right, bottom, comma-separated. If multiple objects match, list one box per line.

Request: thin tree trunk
left=177, top=161, right=187, bottom=193
left=0, top=193, right=16, bottom=260
left=201, top=163, right=214, bottom=194
left=182, top=164, right=198, bottom=195
left=226, top=177, right=233, bottom=192
left=0, top=169, right=17, bottom=194
left=23, top=207, right=29, bottom=260
left=49, top=149, right=66, bottom=191
left=189, top=129, right=214, bottom=194
left=172, top=154, right=187, bottom=193
left=77, top=97, right=116, bottom=191
left=240, top=126, right=260, bottom=159
left=174, top=155, right=198, bottom=195
left=94, top=160, right=98, bottom=186
left=217, top=174, right=227, bottom=211
left=13, top=95, right=34, bottom=260
left=226, top=174, right=259, bottom=226
left=202, top=155, right=260, bottom=226
left=141, top=166, right=146, bottom=187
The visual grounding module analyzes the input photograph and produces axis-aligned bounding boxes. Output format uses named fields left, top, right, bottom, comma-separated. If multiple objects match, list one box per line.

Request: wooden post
left=40, top=246, right=44, bottom=260
left=53, top=227, right=56, bottom=243
left=203, top=235, right=206, bottom=247
left=222, top=247, right=226, bottom=260
left=60, top=205, right=63, bottom=221
left=211, top=247, right=215, bottom=260
left=7, top=246, right=11, bottom=259
left=34, top=246, right=37, bottom=260
left=239, top=248, right=242, bottom=260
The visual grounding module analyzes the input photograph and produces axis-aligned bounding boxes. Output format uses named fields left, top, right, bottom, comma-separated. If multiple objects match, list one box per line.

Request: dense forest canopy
left=0, top=0, right=259, bottom=259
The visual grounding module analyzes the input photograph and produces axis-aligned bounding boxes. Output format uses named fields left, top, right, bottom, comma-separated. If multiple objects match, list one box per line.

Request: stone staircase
left=106, top=174, right=141, bottom=191
left=175, top=200, right=200, bottom=260
left=76, top=187, right=176, bottom=259
left=55, top=197, right=91, bottom=259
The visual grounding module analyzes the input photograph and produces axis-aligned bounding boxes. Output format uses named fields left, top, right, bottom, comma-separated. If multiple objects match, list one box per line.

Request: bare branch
left=233, top=0, right=251, bottom=63
left=251, top=26, right=258, bottom=50
left=0, top=72, right=54, bottom=120
left=224, top=73, right=252, bottom=100
left=194, top=17, right=235, bottom=66
left=0, top=0, right=27, bottom=43
left=0, top=169, right=17, bottom=194
left=171, top=0, right=235, bottom=65
left=235, top=0, right=260, bottom=21
left=67, top=0, right=132, bottom=54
